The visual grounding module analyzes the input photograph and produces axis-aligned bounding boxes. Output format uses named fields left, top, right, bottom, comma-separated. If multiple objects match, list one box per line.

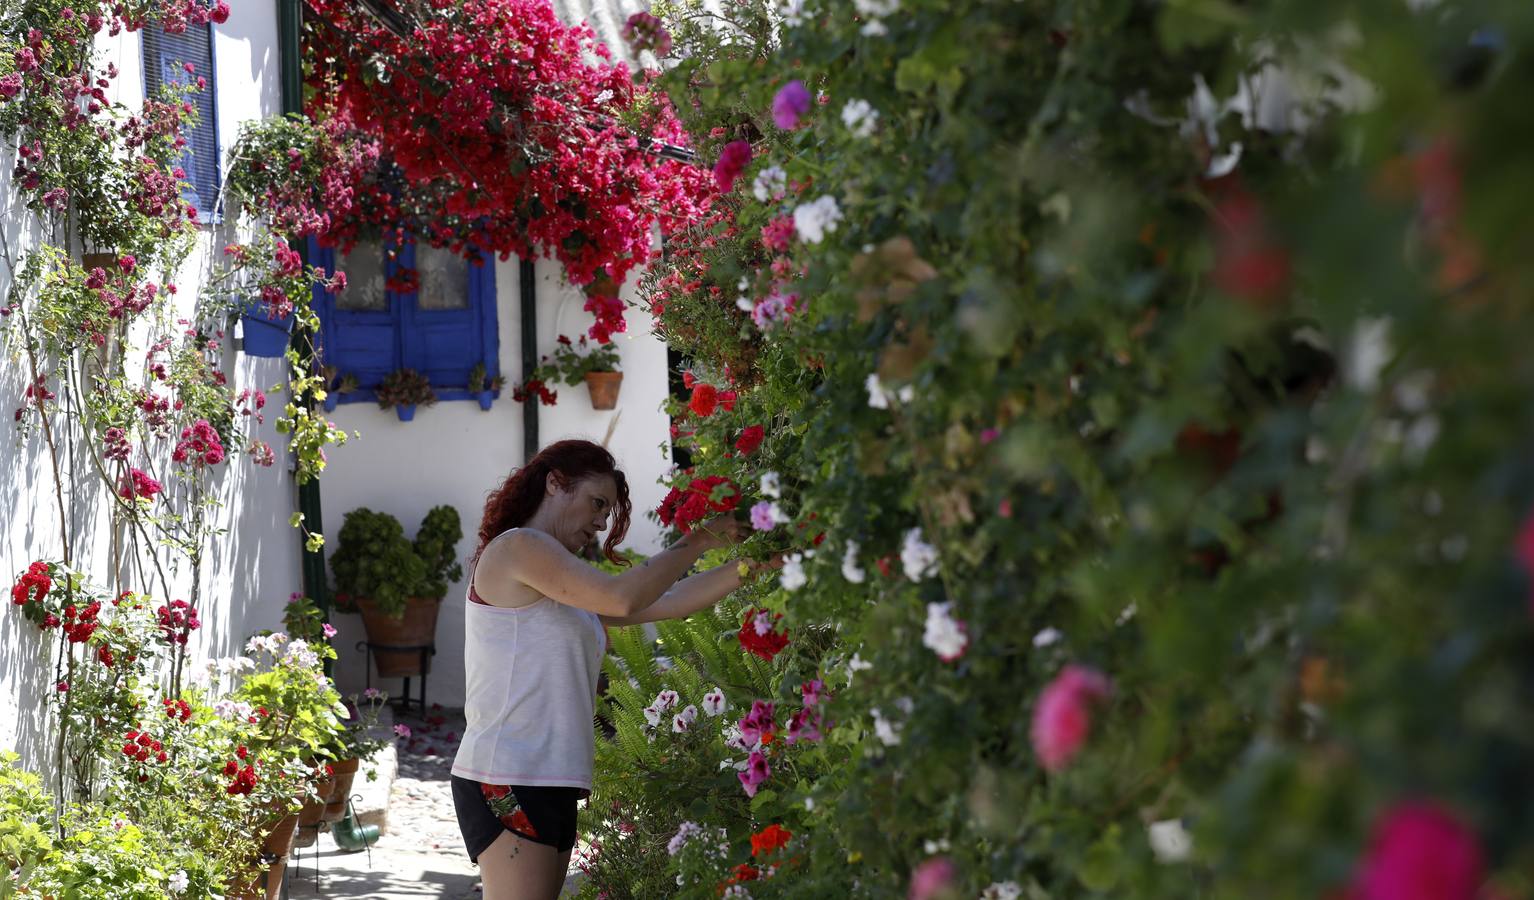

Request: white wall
left=0, top=4, right=303, bottom=769
left=320, top=257, right=675, bottom=708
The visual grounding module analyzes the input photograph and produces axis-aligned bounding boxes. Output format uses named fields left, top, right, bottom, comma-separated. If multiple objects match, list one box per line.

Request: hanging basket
left=240, top=306, right=293, bottom=358
left=584, top=371, right=623, bottom=410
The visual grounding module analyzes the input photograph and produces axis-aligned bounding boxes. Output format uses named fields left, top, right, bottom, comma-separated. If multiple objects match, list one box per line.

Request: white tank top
left=450, top=575, right=606, bottom=790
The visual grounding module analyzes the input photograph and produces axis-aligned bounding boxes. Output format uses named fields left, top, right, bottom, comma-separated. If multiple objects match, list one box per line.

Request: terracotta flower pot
left=321, top=756, right=361, bottom=824
left=293, top=771, right=337, bottom=847
left=357, top=595, right=442, bottom=677
left=584, top=370, right=623, bottom=410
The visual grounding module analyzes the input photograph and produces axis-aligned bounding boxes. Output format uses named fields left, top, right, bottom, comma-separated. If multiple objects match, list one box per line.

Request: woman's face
left=547, top=473, right=618, bottom=553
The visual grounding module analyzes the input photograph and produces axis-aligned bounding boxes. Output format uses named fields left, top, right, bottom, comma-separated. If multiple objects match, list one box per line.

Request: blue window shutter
left=309, top=238, right=399, bottom=391
left=142, top=22, right=220, bottom=221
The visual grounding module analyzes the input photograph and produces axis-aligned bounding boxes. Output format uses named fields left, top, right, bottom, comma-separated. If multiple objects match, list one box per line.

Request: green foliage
left=589, top=0, right=1534, bottom=896
left=329, top=506, right=463, bottom=616
left=532, top=335, right=623, bottom=386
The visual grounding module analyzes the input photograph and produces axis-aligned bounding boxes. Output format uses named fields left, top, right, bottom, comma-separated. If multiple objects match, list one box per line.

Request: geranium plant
left=532, top=334, right=622, bottom=386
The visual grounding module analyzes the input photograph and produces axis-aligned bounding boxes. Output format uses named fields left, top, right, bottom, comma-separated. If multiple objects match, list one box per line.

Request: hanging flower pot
left=477, top=390, right=494, bottom=411
left=240, top=303, right=294, bottom=358
left=584, top=371, right=623, bottom=410
left=395, top=403, right=416, bottom=422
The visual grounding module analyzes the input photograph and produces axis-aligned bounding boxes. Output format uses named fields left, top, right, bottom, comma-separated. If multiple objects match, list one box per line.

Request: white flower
left=870, top=707, right=901, bottom=746
left=284, top=638, right=320, bottom=669
left=655, top=689, right=680, bottom=711
left=841, top=99, right=880, bottom=137
left=846, top=652, right=873, bottom=686
left=852, top=0, right=899, bottom=34
left=865, top=372, right=915, bottom=409
left=777, top=0, right=805, bottom=28
left=723, top=725, right=749, bottom=751
left=792, top=195, right=843, bottom=244
left=1032, top=627, right=1063, bottom=648
left=736, top=297, right=754, bottom=312
left=981, top=882, right=1022, bottom=900
left=751, top=165, right=787, bottom=203
left=922, top=602, right=969, bottom=662
left=780, top=553, right=807, bottom=591
left=702, top=687, right=726, bottom=717
left=722, top=886, right=752, bottom=899
left=642, top=705, right=662, bottom=728
left=213, top=699, right=254, bottom=721
left=1148, top=818, right=1193, bottom=863
left=923, top=838, right=951, bottom=854
left=167, top=871, right=189, bottom=894
left=593, top=89, right=614, bottom=105
left=841, top=540, right=865, bottom=584
left=673, top=705, right=698, bottom=733
left=760, top=471, right=782, bottom=499
left=901, top=528, right=940, bottom=580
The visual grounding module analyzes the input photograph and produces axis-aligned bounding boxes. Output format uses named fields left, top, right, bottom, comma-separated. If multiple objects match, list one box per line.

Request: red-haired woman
left=451, top=439, right=755, bottom=899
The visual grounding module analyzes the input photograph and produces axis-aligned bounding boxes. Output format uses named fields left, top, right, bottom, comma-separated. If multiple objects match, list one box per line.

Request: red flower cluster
left=171, top=419, right=225, bottom=467
left=737, top=607, right=790, bottom=661
left=117, top=467, right=163, bottom=501
left=156, top=599, right=201, bottom=646
left=750, top=824, right=792, bottom=857
left=11, top=561, right=51, bottom=607
left=713, top=140, right=752, bottom=193
left=224, top=758, right=259, bottom=795
left=735, top=425, right=765, bottom=455
left=62, top=601, right=103, bottom=644
left=162, top=697, right=192, bottom=722
left=687, top=383, right=737, bottom=418
left=121, top=729, right=167, bottom=764
left=656, top=476, right=739, bottom=534
left=301, top=0, right=714, bottom=342
left=1208, top=176, right=1291, bottom=308
left=512, top=378, right=558, bottom=406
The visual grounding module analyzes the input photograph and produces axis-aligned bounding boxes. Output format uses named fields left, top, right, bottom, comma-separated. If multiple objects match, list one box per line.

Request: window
left=141, top=21, right=220, bottom=221
left=309, top=237, right=500, bottom=406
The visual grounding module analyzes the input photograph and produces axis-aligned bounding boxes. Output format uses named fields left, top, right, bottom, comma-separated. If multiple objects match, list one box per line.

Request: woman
left=451, top=439, right=757, bottom=899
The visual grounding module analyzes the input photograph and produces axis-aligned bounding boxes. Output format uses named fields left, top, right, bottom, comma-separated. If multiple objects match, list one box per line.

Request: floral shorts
left=450, top=775, right=585, bottom=858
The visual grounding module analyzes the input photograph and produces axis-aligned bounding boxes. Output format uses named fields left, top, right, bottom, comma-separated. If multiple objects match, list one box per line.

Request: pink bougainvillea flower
left=909, top=856, right=958, bottom=900
left=772, top=80, right=811, bottom=130
left=713, top=140, right=752, bottom=193
left=1030, top=664, right=1112, bottom=772
left=1350, top=802, right=1484, bottom=900
left=761, top=215, right=795, bottom=252
left=738, top=749, right=770, bottom=797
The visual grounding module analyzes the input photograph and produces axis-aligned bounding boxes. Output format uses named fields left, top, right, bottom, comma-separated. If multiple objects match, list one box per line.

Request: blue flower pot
left=241, top=308, right=293, bottom=357
left=395, top=403, right=416, bottom=422
left=323, top=394, right=339, bottom=413
left=477, top=390, right=494, bottom=411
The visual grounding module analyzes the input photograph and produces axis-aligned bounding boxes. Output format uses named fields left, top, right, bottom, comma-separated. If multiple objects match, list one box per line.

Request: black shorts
left=451, top=775, right=584, bottom=858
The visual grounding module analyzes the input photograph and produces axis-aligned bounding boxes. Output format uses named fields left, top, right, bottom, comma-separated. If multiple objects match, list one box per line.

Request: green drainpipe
left=277, top=0, right=331, bottom=636
left=520, top=258, right=538, bottom=461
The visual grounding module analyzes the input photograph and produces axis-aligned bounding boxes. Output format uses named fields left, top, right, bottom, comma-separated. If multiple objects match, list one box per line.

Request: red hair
left=476, top=439, right=632, bottom=565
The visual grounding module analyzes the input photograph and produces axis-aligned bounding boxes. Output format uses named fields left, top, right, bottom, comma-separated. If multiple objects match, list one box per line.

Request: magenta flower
left=800, top=678, right=824, bottom=707
left=738, top=750, right=770, bottom=797
left=785, top=707, right=821, bottom=744
left=738, top=700, right=776, bottom=748
left=1030, top=664, right=1112, bottom=772
left=908, top=856, right=957, bottom=900
left=1515, top=512, right=1534, bottom=617
left=772, top=80, right=812, bottom=130
left=393, top=723, right=412, bottom=739
left=713, top=140, right=752, bottom=193
left=117, top=254, right=136, bottom=273
left=0, top=73, right=22, bottom=99
left=1351, top=802, right=1483, bottom=900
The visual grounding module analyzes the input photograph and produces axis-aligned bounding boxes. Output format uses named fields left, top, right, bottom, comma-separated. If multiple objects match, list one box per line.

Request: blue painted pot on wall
left=477, top=390, right=494, bottom=411
left=395, top=404, right=416, bottom=422
left=241, top=306, right=293, bottom=358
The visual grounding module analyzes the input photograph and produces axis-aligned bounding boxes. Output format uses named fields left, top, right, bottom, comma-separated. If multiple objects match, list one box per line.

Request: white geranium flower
left=751, top=165, right=787, bottom=203
left=642, top=705, right=661, bottom=728
left=870, top=707, right=901, bottom=746
left=780, top=553, right=807, bottom=591
left=1032, top=627, right=1063, bottom=648
left=702, top=687, right=726, bottom=717
left=980, top=882, right=1021, bottom=900
left=760, top=471, right=782, bottom=499
left=841, top=540, right=865, bottom=584
left=901, top=528, right=940, bottom=580
left=865, top=372, right=915, bottom=409
left=846, top=652, right=873, bottom=686
left=921, top=602, right=968, bottom=661
left=1148, top=819, right=1194, bottom=862
left=841, top=99, right=880, bottom=137
left=284, top=638, right=320, bottom=669
left=668, top=821, right=701, bottom=855
left=792, top=195, right=843, bottom=244
left=723, top=725, right=749, bottom=752
left=655, top=689, right=680, bottom=711
left=167, top=871, right=189, bottom=894
left=673, top=705, right=698, bottom=733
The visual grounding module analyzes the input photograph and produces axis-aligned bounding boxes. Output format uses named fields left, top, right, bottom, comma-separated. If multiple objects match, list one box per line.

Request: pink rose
left=1030, top=664, right=1112, bottom=772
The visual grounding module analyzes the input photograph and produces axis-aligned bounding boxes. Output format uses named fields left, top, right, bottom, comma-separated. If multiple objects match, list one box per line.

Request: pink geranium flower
left=772, top=80, right=811, bottom=130
left=1351, top=802, right=1483, bottom=900
left=1030, top=664, right=1112, bottom=772
left=738, top=750, right=770, bottom=797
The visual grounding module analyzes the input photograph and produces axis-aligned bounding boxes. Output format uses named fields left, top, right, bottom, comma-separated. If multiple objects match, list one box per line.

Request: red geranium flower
left=751, top=823, right=793, bottom=857
left=735, top=425, right=765, bottom=455
left=689, top=383, right=718, bottom=417
left=738, top=607, right=790, bottom=661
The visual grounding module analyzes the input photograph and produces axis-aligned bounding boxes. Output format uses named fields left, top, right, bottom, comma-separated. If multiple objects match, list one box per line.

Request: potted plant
left=375, top=367, right=436, bottom=421
left=320, top=365, right=360, bottom=412
left=320, top=690, right=390, bottom=826
left=533, top=334, right=623, bottom=409
left=239, top=299, right=293, bottom=358
left=330, top=505, right=463, bottom=678
left=467, top=362, right=507, bottom=411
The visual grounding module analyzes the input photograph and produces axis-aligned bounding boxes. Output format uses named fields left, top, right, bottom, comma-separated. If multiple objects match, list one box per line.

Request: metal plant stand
left=356, top=640, right=436, bottom=712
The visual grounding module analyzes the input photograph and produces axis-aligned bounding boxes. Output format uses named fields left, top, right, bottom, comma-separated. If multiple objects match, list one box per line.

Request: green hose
left=330, top=803, right=381, bottom=852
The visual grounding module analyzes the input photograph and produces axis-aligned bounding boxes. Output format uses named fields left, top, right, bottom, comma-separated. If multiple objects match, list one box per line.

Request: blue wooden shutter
left=142, top=22, right=220, bottom=221
left=398, top=241, right=499, bottom=390
left=310, top=238, right=401, bottom=392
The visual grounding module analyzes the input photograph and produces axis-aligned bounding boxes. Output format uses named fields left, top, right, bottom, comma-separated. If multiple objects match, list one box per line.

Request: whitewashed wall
left=321, top=257, right=675, bottom=708
left=0, top=5, right=305, bottom=769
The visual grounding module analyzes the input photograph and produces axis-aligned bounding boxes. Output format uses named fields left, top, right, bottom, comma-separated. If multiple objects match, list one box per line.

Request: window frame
left=140, top=19, right=222, bottom=224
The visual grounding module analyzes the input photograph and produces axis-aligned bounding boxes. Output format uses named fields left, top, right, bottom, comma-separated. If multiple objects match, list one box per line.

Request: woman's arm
left=477, top=516, right=738, bottom=618
left=600, top=556, right=783, bottom=627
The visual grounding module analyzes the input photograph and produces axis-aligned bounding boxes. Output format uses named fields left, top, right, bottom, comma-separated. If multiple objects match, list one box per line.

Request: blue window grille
left=308, top=237, right=500, bottom=407
left=141, top=21, right=220, bottom=222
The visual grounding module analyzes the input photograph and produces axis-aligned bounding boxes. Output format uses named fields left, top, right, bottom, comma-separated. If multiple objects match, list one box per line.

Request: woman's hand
left=693, top=514, right=745, bottom=549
